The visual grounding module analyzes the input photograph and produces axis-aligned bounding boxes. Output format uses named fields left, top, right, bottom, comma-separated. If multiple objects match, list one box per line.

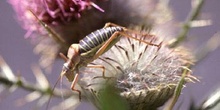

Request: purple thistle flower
left=9, top=0, right=104, bottom=38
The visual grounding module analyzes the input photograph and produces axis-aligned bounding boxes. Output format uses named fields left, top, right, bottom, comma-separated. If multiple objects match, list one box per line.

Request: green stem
left=0, top=76, right=75, bottom=98
left=169, top=0, right=205, bottom=48
left=163, top=65, right=190, bottom=110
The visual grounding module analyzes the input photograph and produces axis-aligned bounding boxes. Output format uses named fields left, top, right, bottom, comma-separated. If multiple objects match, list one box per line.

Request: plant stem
left=169, top=0, right=205, bottom=48
left=0, top=75, right=76, bottom=98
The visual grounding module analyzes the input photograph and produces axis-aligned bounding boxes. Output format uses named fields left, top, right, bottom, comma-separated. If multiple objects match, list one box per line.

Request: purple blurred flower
left=9, top=0, right=104, bottom=38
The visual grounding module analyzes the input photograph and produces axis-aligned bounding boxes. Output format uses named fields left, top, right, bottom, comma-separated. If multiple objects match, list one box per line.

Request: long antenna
left=28, top=9, right=70, bottom=50
left=45, top=73, right=63, bottom=110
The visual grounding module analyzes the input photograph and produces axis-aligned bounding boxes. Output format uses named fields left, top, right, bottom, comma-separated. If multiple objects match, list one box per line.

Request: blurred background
left=0, top=0, right=220, bottom=110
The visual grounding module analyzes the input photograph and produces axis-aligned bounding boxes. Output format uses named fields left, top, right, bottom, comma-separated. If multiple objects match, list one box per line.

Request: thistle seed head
left=79, top=29, right=195, bottom=109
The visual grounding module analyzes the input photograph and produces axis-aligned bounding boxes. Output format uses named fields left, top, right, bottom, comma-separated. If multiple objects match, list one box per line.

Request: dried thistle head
left=78, top=28, right=196, bottom=110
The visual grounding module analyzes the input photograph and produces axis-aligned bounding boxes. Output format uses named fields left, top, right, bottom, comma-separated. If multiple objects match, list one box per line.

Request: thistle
left=78, top=28, right=197, bottom=110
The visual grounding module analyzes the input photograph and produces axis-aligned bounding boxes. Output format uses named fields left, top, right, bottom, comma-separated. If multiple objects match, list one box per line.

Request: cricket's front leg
left=70, top=73, right=81, bottom=101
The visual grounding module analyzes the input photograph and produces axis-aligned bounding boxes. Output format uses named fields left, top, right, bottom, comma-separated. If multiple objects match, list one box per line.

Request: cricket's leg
left=93, top=31, right=160, bottom=60
left=86, top=64, right=113, bottom=79
left=103, top=22, right=126, bottom=28
left=70, top=73, right=81, bottom=101
left=103, top=22, right=152, bottom=38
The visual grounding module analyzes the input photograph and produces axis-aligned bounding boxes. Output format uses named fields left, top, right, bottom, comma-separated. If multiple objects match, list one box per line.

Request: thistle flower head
left=79, top=28, right=196, bottom=109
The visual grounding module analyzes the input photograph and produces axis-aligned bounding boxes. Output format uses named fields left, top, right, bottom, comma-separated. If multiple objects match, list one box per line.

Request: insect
left=58, top=22, right=160, bottom=101
left=29, top=7, right=159, bottom=105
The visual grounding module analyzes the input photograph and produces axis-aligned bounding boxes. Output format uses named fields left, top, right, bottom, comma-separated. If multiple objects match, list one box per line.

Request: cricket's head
left=60, top=44, right=80, bottom=82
